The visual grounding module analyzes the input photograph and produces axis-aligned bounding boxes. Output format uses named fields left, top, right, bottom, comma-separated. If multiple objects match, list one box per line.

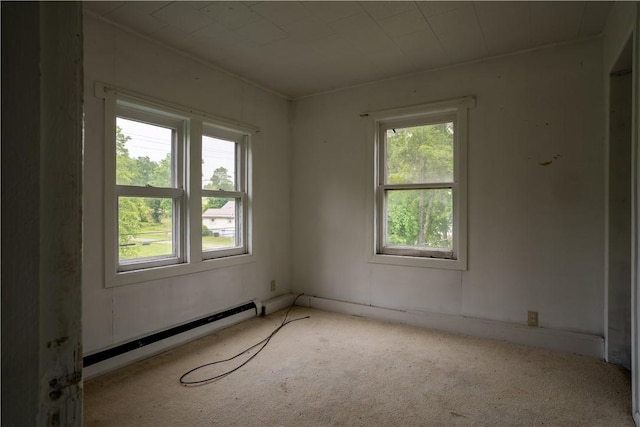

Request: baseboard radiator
left=83, top=300, right=260, bottom=379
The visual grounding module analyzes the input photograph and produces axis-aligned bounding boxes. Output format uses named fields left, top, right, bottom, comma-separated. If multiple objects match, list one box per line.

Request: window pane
left=385, top=122, right=454, bottom=184
left=386, top=189, right=452, bottom=249
left=116, top=117, right=173, bottom=187
left=118, top=197, right=174, bottom=261
left=202, top=197, right=239, bottom=251
left=202, top=136, right=236, bottom=190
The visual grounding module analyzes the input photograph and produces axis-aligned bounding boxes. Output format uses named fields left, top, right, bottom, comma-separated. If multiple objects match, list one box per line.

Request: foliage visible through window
left=386, top=188, right=452, bottom=249
left=118, top=196, right=174, bottom=260
left=116, top=117, right=178, bottom=264
left=116, top=119, right=172, bottom=187
left=201, top=133, right=244, bottom=256
left=202, top=135, right=235, bottom=209
left=384, top=123, right=453, bottom=252
left=102, top=85, right=254, bottom=285
left=379, top=116, right=457, bottom=259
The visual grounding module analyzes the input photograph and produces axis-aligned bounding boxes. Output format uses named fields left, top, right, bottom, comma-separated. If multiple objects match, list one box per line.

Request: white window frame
left=201, top=125, right=247, bottom=260
left=98, top=82, right=256, bottom=287
left=368, top=97, right=474, bottom=270
left=115, top=103, right=186, bottom=272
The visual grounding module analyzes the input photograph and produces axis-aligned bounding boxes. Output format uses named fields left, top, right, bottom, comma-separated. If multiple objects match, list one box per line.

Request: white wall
left=292, top=38, right=605, bottom=336
left=83, top=15, right=292, bottom=353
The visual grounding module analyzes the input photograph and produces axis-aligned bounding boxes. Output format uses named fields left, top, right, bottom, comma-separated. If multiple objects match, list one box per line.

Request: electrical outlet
left=270, top=280, right=276, bottom=292
left=527, top=310, right=538, bottom=327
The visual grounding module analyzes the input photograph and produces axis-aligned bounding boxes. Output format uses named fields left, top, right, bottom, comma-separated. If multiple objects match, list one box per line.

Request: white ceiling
left=84, top=1, right=614, bottom=99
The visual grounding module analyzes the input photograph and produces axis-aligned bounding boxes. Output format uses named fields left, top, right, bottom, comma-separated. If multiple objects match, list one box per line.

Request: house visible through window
left=373, top=98, right=473, bottom=270
left=201, top=129, right=247, bottom=259
left=100, top=83, right=254, bottom=286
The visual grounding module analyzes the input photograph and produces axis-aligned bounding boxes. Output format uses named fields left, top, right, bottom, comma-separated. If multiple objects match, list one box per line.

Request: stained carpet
left=84, top=307, right=632, bottom=426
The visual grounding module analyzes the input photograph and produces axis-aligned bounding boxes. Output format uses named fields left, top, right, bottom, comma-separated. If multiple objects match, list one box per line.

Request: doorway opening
left=607, top=34, right=633, bottom=370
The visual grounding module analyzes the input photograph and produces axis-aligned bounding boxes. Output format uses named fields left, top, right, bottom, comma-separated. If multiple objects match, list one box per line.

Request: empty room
left=3, top=1, right=640, bottom=425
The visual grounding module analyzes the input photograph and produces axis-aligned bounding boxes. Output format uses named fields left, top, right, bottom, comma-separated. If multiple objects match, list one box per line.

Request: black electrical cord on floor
left=179, top=294, right=309, bottom=386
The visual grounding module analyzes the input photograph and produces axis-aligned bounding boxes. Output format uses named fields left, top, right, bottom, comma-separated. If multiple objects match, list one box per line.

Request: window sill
left=106, top=254, right=254, bottom=288
left=368, top=253, right=467, bottom=271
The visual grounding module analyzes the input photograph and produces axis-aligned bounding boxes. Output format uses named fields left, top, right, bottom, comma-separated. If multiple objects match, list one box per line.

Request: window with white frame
left=100, top=83, right=254, bottom=286
left=201, top=126, right=247, bottom=259
left=373, top=98, right=473, bottom=270
left=115, top=103, right=185, bottom=271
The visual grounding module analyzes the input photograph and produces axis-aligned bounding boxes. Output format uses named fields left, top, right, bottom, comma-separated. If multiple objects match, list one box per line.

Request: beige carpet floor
left=84, top=307, right=633, bottom=426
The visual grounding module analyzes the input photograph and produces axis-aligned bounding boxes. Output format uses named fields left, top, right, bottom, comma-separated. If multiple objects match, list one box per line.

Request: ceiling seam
left=413, top=1, right=452, bottom=67
left=84, top=3, right=608, bottom=102
left=293, top=33, right=604, bottom=101
left=472, top=3, right=490, bottom=58
left=576, top=2, right=588, bottom=38
left=360, top=4, right=414, bottom=77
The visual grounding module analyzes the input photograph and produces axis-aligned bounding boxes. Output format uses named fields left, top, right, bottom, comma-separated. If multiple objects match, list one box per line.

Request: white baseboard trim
left=83, top=308, right=257, bottom=380
left=261, top=293, right=299, bottom=316
left=297, top=296, right=604, bottom=359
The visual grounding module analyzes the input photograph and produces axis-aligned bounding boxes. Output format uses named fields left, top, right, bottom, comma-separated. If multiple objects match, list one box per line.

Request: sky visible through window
left=117, top=118, right=235, bottom=188
left=202, top=135, right=235, bottom=189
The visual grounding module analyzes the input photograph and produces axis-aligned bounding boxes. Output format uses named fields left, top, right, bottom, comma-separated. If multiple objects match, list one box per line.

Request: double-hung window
left=201, top=126, right=247, bottom=259
left=100, top=83, right=254, bottom=286
left=115, top=102, right=185, bottom=271
left=372, top=97, right=474, bottom=270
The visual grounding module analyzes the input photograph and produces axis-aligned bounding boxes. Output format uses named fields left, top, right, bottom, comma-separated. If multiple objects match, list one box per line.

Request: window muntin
left=377, top=113, right=458, bottom=260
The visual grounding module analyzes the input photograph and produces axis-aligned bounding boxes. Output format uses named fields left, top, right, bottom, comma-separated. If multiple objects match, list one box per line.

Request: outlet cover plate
left=527, top=310, right=539, bottom=327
